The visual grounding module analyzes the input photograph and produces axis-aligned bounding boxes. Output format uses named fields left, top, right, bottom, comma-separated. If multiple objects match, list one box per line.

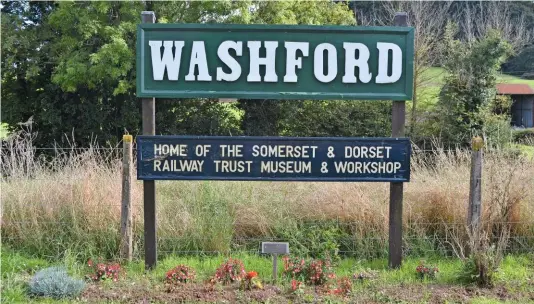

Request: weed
left=277, top=220, right=344, bottom=260
left=457, top=245, right=502, bottom=287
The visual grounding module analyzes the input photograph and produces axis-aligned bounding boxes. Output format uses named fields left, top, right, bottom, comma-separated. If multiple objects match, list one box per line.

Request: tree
left=352, top=1, right=534, bottom=141
left=436, top=23, right=512, bottom=147
left=2, top=0, right=366, bottom=147
left=2, top=2, right=145, bottom=147
left=354, top=1, right=452, bottom=139
left=384, top=2, right=453, bottom=139
left=278, top=100, right=391, bottom=137
left=451, top=1, right=532, bottom=51
left=238, top=0, right=384, bottom=137
left=239, top=100, right=391, bottom=137
left=503, top=45, right=534, bottom=79
left=1, top=1, right=253, bottom=146
left=450, top=1, right=534, bottom=77
left=1, top=1, right=59, bottom=145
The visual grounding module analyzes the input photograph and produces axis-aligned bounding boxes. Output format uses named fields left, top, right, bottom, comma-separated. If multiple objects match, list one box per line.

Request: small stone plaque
left=261, top=242, right=289, bottom=255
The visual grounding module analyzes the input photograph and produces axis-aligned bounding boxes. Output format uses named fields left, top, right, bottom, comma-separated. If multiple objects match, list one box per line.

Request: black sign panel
left=136, top=136, right=410, bottom=182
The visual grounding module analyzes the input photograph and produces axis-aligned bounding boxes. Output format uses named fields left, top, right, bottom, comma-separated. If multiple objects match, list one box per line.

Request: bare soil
left=81, top=281, right=534, bottom=303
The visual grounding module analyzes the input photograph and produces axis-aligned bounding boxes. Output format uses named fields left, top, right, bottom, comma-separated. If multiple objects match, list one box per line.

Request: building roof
left=496, top=83, right=534, bottom=95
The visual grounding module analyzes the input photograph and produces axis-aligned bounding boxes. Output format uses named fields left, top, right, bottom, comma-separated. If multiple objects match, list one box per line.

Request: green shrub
left=276, top=220, right=345, bottom=260
left=456, top=246, right=501, bottom=287
left=436, top=23, right=512, bottom=147
left=28, top=267, right=85, bottom=299
left=512, top=128, right=534, bottom=143
left=480, top=113, right=513, bottom=149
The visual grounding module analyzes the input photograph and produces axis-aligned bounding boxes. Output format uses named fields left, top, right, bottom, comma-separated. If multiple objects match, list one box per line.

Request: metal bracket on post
left=141, top=10, right=157, bottom=271
left=389, top=12, right=408, bottom=269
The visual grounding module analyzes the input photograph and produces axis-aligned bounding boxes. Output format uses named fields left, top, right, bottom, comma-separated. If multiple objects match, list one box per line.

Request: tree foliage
left=1, top=0, right=365, bottom=147
left=436, top=23, right=512, bottom=147
left=3, top=1, right=532, bottom=147
left=237, top=1, right=372, bottom=138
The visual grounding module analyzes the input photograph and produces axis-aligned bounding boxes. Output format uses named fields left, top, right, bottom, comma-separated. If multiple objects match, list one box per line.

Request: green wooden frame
left=137, top=23, right=414, bottom=100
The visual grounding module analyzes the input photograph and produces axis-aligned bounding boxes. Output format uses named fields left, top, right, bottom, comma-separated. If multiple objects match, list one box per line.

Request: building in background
left=496, top=84, right=534, bottom=128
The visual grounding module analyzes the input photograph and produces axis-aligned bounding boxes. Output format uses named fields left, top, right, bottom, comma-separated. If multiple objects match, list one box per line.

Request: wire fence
left=2, top=217, right=534, bottom=259
left=2, top=141, right=534, bottom=260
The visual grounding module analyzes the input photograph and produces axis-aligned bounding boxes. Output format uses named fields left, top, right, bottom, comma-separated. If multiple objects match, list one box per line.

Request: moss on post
left=472, top=136, right=484, bottom=151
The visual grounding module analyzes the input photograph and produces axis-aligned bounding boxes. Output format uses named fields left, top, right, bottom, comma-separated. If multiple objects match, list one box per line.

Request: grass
left=1, top=111, right=533, bottom=302
left=2, top=247, right=533, bottom=303
left=420, top=67, right=534, bottom=88
left=421, top=67, right=448, bottom=85
left=1, top=129, right=534, bottom=261
left=511, top=144, right=534, bottom=159
left=497, top=73, right=534, bottom=86
left=0, top=123, right=9, bottom=138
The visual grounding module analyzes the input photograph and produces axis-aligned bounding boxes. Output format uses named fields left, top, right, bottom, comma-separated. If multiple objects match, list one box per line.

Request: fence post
left=120, top=134, right=133, bottom=261
left=141, top=10, right=158, bottom=270
left=468, top=136, right=483, bottom=232
left=389, top=11, right=408, bottom=269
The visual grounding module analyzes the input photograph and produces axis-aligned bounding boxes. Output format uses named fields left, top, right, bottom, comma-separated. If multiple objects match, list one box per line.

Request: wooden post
left=272, top=254, right=278, bottom=283
left=468, top=136, right=483, bottom=233
left=141, top=11, right=157, bottom=270
left=120, top=134, right=133, bottom=261
left=389, top=12, right=408, bottom=269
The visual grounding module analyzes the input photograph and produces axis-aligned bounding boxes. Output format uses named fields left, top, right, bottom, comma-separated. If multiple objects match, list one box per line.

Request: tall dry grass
left=1, top=130, right=533, bottom=259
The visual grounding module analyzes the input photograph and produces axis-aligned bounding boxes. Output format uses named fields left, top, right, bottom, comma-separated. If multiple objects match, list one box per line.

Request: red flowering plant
left=330, top=276, right=352, bottom=296
left=165, top=265, right=196, bottom=283
left=282, top=256, right=307, bottom=281
left=241, top=271, right=263, bottom=290
left=87, top=259, right=122, bottom=282
left=210, top=258, right=246, bottom=285
left=282, top=256, right=335, bottom=288
left=290, top=279, right=305, bottom=294
left=164, top=265, right=195, bottom=292
left=416, top=261, right=439, bottom=280
left=308, top=259, right=335, bottom=286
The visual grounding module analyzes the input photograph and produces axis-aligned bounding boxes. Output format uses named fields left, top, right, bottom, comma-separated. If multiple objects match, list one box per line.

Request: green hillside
left=416, top=67, right=534, bottom=109
left=421, top=67, right=534, bottom=88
